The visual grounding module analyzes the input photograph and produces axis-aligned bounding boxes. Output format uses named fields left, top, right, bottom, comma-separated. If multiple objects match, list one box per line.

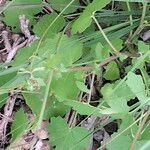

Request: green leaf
left=48, top=117, right=91, bottom=150
left=0, top=94, right=8, bottom=108
left=135, top=140, right=150, bottom=150
left=4, top=0, right=42, bottom=32
left=33, top=13, right=65, bottom=39
left=101, top=83, right=130, bottom=114
left=48, top=96, right=70, bottom=117
left=48, top=0, right=79, bottom=14
left=23, top=93, right=42, bottom=117
left=138, top=41, right=149, bottom=54
left=72, top=0, right=111, bottom=33
left=114, top=81, right=135, bottom=100
left=141, top=126, right=150, bottom=140
left=51, top=73, right=79, bottom=101
left=76, top=81, right=90, bottom=93
left=0, top=70, right=16, bottom=86
left=94, top=42, right=110, bottom=61
left=0, top=74, right=30, bottom=94
left=64, top=100, right=102, bottom=116
left=103, top=61, right=120, bottom=81
left=11, top=108, right=28, bottom=141
left=118, top=114, right=138, bottom=135
left=138, top=41, right=150, bottom=63
left=126, top=72, right=147, bottom=104
left=46, top=34, right=83, bottom=67
left=105, top=39, right=123, bottom=52
left=107, top=134, right=132, bottom=150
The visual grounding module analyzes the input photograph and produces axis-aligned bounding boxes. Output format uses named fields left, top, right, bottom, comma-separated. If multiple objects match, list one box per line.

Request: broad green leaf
left=101, top=83, right=130, bottom=114
left=57, top=35, right=83, bottom=66
left=107, top=134, right=132, bottom=150
left=76, top=81, right=90, bottom=93
left=48, top=0, right=79, bottom=14
left=0, top=74, right=30, bottom=94
left=4, top=0, right=42, bottom=32
left=46, top=34, right=83, bottom=67
left=126, top=72, right=147, bottom=104
left=48, top=96, right=70, bottom=117
left=0, top=71, right=16, bottom=86
left=64, top=100, right=102, bottom=116
left=141, top=126, right=150, bottom=140
left=72, top=0, right=111, bottom=33
left=138, top=41, right=149, bottom=54
left=51, top=73, right=79, bottom=101
left=11, top=108, right=28, bottom=140
left=23, top=93, right=42, bottom=117
left=114, top=81, right=135, bottom=100
left=94, top=42, right=110, bottom=61
left=33, top=13, right=65, bottom=38
left=48, top=117, right=91, bottom=150
left=103, top=61, right=120, bottom=81
left=135, top=140, right=150, bottom=150
left=0, top=94, right=8, bottom=108
left=138, top=41, right=150, bottom=63
left=118, top=114, right=138, bottom=135
left=105, top=39, right=123, bottom=52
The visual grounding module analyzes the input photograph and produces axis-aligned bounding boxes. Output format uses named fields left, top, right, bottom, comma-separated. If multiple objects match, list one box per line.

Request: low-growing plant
left=0, top=0, right=150, bottom=150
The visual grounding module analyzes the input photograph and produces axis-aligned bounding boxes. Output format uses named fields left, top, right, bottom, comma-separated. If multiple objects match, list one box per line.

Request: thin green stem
left=126, top=2, right=133, bottom=36
left=98, top=110, right=148, bottom=150
left=29, top=0, right=76, bottom=71
left=37, top=70, right=53, bottom=129
left=127, top=2, right=147, bottom=42
left=130, top=108, right=150, bottom=150
left=92, top=14, right=119, bottom=54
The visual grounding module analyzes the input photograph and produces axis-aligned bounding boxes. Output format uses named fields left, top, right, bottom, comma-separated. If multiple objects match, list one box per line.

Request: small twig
left=70, top=54, right=122, bottom=72
left=5, top=39, right=27, bottom=63
left=19, top=15, right=38, bottom=46
left=2, top=30, right=11, bottom=52
left=87, top=74, right=95, bottom=103
left=0, top=0, right=6, bottom=6
left=0, top=92, right=17, bottom=143
left=1, top=15, right=38, bottom=63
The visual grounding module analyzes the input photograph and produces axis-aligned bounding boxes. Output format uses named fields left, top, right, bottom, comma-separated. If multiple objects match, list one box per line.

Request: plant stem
left=127, top=2, right=147, bottom=42
left=92, top=14, right=119, bottom=54
left=87, top=74, right=95, bottom=103
left=98, top=110, right=148, bottom=150
left=29, top=0, right=76, bottom=71
left=130, top=108, right=150, bottom=150
left=37, top=70, right=53, bottom=129
left=126, top=2, right=133, bottom=36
